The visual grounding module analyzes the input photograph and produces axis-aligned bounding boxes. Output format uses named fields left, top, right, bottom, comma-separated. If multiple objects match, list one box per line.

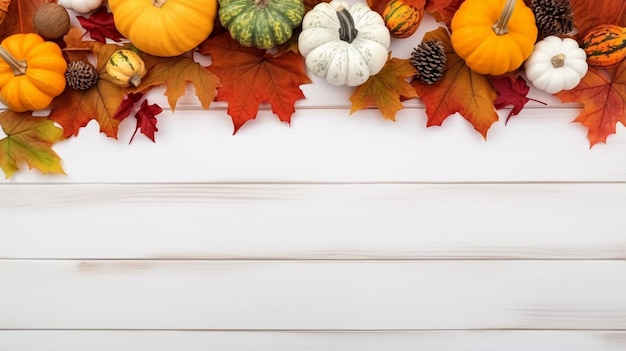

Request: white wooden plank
left=1, top=183, right=624, bottom=260
left=1, top=331, right=625, bottom=351
left=1, top=260, right=624, bottom=330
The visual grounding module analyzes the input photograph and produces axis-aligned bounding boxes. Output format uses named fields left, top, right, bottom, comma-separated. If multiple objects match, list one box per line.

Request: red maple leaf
left=491, top=75, right=546, bottom=124
left=199, top=32, right=311, bottom=133
left=130, top=99, right=163, bottom=143
left=77, top=6, right=124, bottom=43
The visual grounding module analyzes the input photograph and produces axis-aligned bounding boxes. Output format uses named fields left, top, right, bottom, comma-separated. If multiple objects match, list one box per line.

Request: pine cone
left=530, top=0, right=574, bottom=37
left=65, top=61, right=98, bottom=91
left=410, top=39, right=446, bottom=85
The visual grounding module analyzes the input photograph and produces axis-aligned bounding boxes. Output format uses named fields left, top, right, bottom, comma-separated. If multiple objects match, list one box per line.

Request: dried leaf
left=491, top=75, right=546, bottom=124
left=554, top=61, right=626, bottom=147
left=135, top=53, right=220, bottom=111
left=113, top=92, right=144, bottom=122
left=76, top=6, right=124, bottom=43
left=0, top=0, right=10, bottom=25
left=304, top=0, right=331, bottom=11
left=49, top=43, right=127, bottom=139
left=569, top=0, right=626, bottom=37
left=350, top=56, right=419, bottom=121
left=411, top=27, right=498, bottom=138
left=0, top=0, right=47, bottom=39
left=424, top=0, right=464, bottom=26
left=129, top=99, right=162, bottom=143
left=199, top=32, right=311, bottom=133
left=0, top=111, right=65, bottom=179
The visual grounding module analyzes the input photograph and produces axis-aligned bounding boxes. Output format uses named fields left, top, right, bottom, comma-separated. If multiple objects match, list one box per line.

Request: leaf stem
left=0, top=46, right=27, bottom=76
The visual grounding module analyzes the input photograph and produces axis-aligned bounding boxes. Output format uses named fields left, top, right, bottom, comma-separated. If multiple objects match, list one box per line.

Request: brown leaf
left=411, top=27, right=498, bottom=138
left=424, top=0, right=464, bottom=26
left=569, top=0, right=626, bottom=37
left=0, top=0, right=47, bottom=40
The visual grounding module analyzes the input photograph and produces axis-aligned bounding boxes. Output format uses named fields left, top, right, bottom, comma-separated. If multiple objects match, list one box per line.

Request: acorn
left=33, top=2, right=71, bottom=40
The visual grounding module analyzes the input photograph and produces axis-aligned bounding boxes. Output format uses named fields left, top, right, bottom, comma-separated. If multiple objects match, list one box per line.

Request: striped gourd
left=219, top=0, right=305, bottom=49
left=581, top=24, right=626, bottom=68
left=382, top=0, right=424, bottom=38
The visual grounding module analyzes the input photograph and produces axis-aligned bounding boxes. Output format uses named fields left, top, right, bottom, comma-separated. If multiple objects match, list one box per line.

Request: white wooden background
left=1, top=3, right=625, bottom=350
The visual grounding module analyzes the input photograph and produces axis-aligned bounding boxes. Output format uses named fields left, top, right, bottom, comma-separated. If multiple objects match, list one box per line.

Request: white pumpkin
left=298, top=0, right=390, bottom=86
left=524, top=36, right=588, bottom=94
left=58, top=0, right=102, bottom=13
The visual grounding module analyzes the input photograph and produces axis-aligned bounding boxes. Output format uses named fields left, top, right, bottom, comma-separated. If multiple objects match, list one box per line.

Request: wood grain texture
left=1, top=183, right=624, bottom=260
left=1, top=331, right=625, bottom=351
left=1, top=260, right=624, bottom=330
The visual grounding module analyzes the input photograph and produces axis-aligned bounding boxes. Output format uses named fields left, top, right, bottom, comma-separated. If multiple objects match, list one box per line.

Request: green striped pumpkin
left=382, top=0, right=424, bottom=39
left=219, top=0, right=305, bottom=49
left=581, top=24, right=626, bottom=68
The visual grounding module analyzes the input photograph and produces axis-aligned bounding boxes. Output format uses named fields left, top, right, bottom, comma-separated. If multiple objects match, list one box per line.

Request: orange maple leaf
left=424, top=0, right=463, bottom=26
left=350, top=56, right=418, bottom=121
left=0, top=111, right=65, bottom=178
left=554, top=61, right=626, bottom=147
left=135, top=53, right=221, bottom=112
left=49, top=43, right=127, bottom=139
left=569, top=0, right=626, bottom=37
left=0, top=0, right=47, bottom=39
left=412, top=27, right=498, bottom=139
left=199, top=32, right=311, bottom=133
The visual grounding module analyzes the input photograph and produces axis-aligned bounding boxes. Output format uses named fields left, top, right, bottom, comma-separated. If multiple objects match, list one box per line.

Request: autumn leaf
left=129, top=99, right=162, bottom=143
left=49, top=43, right=127, bottom=139
left=350, top=56, right=418, bottom=121
left=304, top=0, right=331, bottom=11
left=114, top=92, right=144, bottom=122
left=135, top=53, right=220, bottom=111
left=554, top=61, right=626, bottom=147
left=0, top=111, right=65, bottom=179
left=491, top=75, right=546, bottom=124
left=424, top=0, right=463, bottom=26
left=411, top=27, right=498, bottom=138
left=569, top=0, right=626, bottom=38
left=76, top=6, right=124, bottom=43
left=0, top=0, right=46, bottom=39
left=199, top=32, right=311, bottom=133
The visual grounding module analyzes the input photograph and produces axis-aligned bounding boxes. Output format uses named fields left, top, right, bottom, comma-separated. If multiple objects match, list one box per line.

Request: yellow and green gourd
left=219, top=0, right=305, bottom=49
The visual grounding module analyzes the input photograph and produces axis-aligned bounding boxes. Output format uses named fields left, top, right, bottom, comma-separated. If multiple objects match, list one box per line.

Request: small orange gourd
left=0, top=33, right=67, bottom=112
left=451, top=0, right=538, bottom=75
left=581, top=24, right=626, bottom=68
left=108, top=0, right=218, bottom=57
left=382, top=0, right=424, bottom=38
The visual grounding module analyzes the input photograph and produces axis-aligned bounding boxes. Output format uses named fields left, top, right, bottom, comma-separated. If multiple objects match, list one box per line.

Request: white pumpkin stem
left=129, top=74, right=142, bottom=87
left=492, top=0, right=516, bottom=35
left=152, top=0, right=167, bottom=8
left=0, top=46, right=27, bottom=76
left=551, top=53, right=566, bottom=68
left=336, top=7, right=358, bottom=43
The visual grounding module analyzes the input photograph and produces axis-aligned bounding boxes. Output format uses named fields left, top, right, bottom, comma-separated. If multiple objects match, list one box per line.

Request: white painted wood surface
left=1, top=1, right=626, bottom=349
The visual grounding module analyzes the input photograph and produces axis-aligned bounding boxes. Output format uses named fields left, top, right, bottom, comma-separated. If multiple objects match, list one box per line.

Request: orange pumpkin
left=0, top=33, right=67, bottom=112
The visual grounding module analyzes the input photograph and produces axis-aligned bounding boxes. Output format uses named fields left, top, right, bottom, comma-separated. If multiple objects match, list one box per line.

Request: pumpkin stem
left=551, top=53, right=566, bottom=68
left=0, top=46, right=27, bottom=76
left=254, top=0, right=269, bottom=8
left=152, top=0, right=167, bottom=8
left=336, top=7, right=358, bottom=43
left=492, top=0, right=516, bottom=35
left=129, top=74, right=142, bottom=88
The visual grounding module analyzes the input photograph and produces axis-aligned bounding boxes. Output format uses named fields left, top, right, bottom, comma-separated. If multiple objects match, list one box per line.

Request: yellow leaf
left=350, top=56, right=419, bottom=121
left=0, top=111, right=65, bottom=179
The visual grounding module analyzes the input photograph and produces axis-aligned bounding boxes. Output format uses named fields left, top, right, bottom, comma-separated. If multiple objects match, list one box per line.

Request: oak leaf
left=49, top=43, right=127, bottom=139
left=350, top=56, right=419, bottom=121
left=412, top=27, right=498, bottom=138
left=491, top=75, right=546, bottom=124
left=135, top=53, right=220, bottom=111
left=0, top=111, right=65, bottom=179
left=569, top=0, right=626, bottom=38
left=199, top=32, right=311, bottom=133
left=554, top=61, right=626, bottom=147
